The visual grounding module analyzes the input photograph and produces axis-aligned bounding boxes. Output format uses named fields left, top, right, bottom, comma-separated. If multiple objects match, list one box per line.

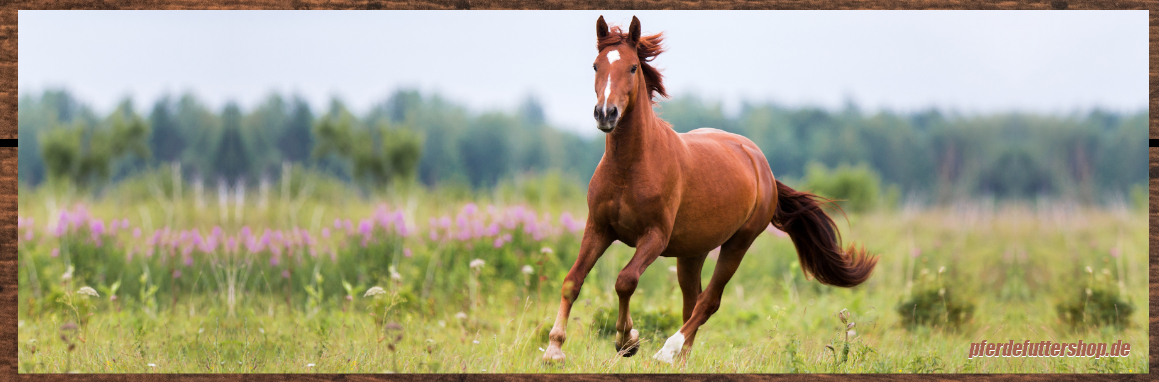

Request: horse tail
left=771, top=180, right=878, bottom=288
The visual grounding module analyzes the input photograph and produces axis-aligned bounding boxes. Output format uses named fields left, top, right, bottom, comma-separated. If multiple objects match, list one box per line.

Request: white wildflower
left=307, top=363, right=315, bottom=367
left=521, top=265, right=534, bottom=275
left=469, top=259, right=485, bottom=270
left=259, top=328, right=265, bottom=334
left=438, top=320, right=446, bottom=328
left=473, top=340, right=480, bottom=344
left=198, top=328, right=204, bottom=334
left=77, top=286, right=99, bottom=297
left=147, top=363, right=156, bottom=367
left=668, top=266, right=677, bottom=274
left=62, top=265, right=74, bottom=281
left=364, top=286, right=386, bottom=297
left=455, top=311, right=468, bottom=320
left=389, top=266, right=402, bottom=281
left=540, top=247, right=553, bottom=254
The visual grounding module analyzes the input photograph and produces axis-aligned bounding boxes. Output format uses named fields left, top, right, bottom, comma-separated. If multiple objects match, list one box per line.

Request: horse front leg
left=542, top=224, right=613, bottom=363
left=614, top=231, right=668, bottom=357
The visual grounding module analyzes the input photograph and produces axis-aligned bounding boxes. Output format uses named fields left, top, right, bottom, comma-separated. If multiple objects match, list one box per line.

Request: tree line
left=18, top=89, right=1146, bottom=205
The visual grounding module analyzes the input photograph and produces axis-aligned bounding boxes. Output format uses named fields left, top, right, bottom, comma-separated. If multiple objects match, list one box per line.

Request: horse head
left=592, top=16, right=667, bottom=133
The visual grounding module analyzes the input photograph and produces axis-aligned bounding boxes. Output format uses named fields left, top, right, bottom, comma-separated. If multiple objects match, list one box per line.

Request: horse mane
left=597, top=25, right=668, bottom=103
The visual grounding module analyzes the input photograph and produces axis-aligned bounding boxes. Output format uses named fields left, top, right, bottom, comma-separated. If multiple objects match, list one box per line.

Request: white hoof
left=542, top=344, right=566, bottom=363
left=652, top=331, right=685, bottom=364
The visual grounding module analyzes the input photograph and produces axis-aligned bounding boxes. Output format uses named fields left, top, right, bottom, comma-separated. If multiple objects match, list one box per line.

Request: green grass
left=16, top=187, right=1150, bottom=373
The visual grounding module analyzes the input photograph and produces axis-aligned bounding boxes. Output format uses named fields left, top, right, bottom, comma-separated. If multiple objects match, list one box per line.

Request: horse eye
left=593, top=64, right=597, bottom=71
left=630, top=65, right=637, bottom=74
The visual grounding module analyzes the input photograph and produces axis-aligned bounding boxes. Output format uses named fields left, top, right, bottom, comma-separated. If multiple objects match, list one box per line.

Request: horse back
left=658, top=128, right=776, bottom=255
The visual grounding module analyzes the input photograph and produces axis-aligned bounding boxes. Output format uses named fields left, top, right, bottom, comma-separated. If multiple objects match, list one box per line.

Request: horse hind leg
left=653, top=241, right=752, bottom=364
left=677, top=254, right=708, bottom=323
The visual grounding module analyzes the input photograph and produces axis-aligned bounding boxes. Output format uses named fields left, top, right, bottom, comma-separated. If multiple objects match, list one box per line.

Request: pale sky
left=19, top=10, right=1147, bottom=137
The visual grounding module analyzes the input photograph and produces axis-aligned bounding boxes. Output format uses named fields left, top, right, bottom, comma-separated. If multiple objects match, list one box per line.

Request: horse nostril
left=609, top=107, right=618, bottom=118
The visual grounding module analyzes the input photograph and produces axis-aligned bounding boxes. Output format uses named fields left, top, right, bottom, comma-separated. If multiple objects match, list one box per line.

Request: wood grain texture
left=1149, top=148, right=1158, bottom=378
left=3, top=1, right=1155, bottom=380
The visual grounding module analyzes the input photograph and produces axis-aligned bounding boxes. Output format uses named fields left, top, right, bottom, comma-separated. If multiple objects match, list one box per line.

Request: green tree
left=657, top=95, right=732, bottom=133
left=39, top=106, right=149, bottom=190
left=148, top=96, right=185, bottom=163
left=242, top=95, right=291, bottom=176
left=175, top=94, right=221, bottom=176
left=213, top=103, right=250, bottom=181
left=19, top=90, right=97, bottom=186
left=313, top=107, right=422, bottom=190
left=278, top=96, right=315, bottom=163
left=460, top=113, right=513, bottom=188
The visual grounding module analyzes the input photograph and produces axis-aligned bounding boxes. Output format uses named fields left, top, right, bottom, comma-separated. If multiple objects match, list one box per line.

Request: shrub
left=1056, top=267, right=1133, bottom=331
left=803, top=162, right=884, bottom=213
left=896, top=269, right=974, bottom=330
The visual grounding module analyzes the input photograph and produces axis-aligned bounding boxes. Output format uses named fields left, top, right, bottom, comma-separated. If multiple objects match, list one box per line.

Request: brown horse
left=542, top=16, right=879, bottom=364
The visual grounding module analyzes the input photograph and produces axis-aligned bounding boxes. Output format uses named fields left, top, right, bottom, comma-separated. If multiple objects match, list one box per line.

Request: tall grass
left=16, top=173, right=1149, bottom=373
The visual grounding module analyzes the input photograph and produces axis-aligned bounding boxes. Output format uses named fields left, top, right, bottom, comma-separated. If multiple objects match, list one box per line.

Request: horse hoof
left=621, top=344, right=639, bottom=357
left=615, top=329, right=640, bottom=357
left=652, top=331, right=685, bottom=364
left=542, top=346, right=566, bottom=363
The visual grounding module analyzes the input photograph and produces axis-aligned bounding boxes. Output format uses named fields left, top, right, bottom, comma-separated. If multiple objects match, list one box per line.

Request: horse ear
left=596, top=16, right=609, bottom=40
left=629, top=16, right=641, bottom=45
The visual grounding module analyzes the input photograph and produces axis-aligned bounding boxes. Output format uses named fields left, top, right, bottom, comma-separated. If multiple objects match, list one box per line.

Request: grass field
left=15, top=183, right=1150, bottom=373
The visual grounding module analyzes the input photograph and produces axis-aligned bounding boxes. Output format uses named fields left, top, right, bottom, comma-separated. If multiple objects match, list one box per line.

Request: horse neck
left=604, top=82, right=674, bottom=165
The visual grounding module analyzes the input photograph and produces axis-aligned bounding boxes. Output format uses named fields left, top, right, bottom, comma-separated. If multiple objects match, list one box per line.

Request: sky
left=18, top=10, right=1148, bottom=137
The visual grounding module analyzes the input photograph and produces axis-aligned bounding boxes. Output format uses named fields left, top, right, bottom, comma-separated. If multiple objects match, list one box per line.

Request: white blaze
left=653, top=331, right=685, bottom=364
left=600, top=50, right=621, bottom=118
left=602, top=74, right=612, bottom=114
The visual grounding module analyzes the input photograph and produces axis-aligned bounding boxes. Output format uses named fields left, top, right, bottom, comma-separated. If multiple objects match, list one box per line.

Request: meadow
left=15, top=174, right=1150, bottom=374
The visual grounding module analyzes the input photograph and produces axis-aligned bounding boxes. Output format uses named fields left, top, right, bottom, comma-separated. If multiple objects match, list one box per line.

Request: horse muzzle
left=594, top=105, right=620, bottom=133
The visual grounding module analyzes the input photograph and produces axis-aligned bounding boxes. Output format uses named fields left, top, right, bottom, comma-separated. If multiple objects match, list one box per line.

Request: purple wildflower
left=358, top=219, right=373, bottom=236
